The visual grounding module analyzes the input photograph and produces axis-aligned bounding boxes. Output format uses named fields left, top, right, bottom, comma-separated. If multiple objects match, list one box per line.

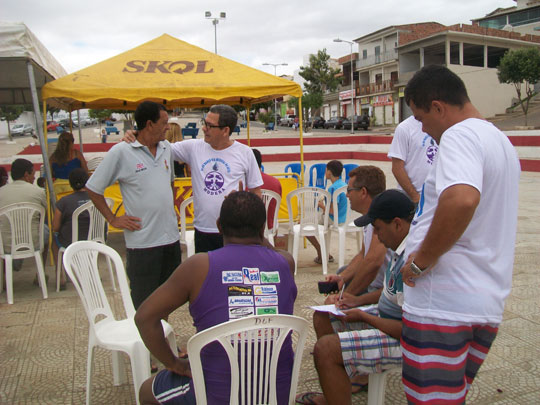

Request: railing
left=357, top=80, right=397, bottom=96
left=356, top=49, right=398, bottom=68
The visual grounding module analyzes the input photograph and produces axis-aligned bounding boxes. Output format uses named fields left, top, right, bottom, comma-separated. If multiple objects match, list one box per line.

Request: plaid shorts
left=330, top=306, right=402, bottom=377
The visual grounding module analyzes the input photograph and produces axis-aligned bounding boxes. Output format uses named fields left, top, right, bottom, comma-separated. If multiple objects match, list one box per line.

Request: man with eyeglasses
left=314, top=166, right=391, bottom=341
left=168, top=104, right=263, bottom=253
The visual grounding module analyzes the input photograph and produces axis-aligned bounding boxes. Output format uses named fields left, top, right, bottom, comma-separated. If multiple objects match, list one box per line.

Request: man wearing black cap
left=297, top=190, right=414, bottom=405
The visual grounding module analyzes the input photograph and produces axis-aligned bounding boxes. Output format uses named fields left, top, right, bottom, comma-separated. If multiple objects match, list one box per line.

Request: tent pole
left=76, top=110, right=83, bottom=153
left=27, top=61, right=56, bottom=208
left=298, top=97, right=304, bottom=187
left=246, top=103, right=251, bottom=147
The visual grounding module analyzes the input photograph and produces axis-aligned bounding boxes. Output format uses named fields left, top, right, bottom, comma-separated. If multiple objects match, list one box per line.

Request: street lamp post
left=334, top=38, right=355, bottom=134
left=263, top=62, right=288, bottom=130
left=205, top=11, right=226, bottom=54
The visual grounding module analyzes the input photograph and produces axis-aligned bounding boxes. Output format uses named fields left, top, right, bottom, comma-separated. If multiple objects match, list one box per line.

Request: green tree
left=89, top=109, right=114, bottom=130
left=497, top=47, right=540, bottom=126
left=299, top=49, right=342, bottom=94
left=0, top=105, right=24, bottom=141
left=288, top=92, right=323, bottom=121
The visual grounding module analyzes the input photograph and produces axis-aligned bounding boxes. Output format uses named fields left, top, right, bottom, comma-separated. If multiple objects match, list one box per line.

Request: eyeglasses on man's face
left=347, top=186, right=367, bottom=194
left=201, top=119, right=225, bottom=129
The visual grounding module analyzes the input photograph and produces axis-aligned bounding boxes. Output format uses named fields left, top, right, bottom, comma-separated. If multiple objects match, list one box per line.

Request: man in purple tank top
left=135, top=191, right=297, bottom=405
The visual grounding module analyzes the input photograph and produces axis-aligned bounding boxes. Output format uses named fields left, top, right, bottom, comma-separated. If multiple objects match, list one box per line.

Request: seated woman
left=49, top=132, right=88, bottom=194
left=52, top=168, right=91, bottom=290
left=166, top=122, right=190, bottom=177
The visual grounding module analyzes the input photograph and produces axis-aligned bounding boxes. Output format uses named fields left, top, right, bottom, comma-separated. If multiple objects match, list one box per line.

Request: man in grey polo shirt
left=86, top=101, right=181, bottom=309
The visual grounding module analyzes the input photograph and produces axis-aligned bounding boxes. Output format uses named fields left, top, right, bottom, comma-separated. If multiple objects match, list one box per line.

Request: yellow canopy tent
left=42, top=34, right=306, bottom=189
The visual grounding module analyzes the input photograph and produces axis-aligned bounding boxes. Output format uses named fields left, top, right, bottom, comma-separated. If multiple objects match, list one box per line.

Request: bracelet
left=410, top=261, right=425, bottom=276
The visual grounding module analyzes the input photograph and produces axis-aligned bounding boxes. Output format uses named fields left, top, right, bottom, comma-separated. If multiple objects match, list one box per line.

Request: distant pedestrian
left=101, top=128, right=107, bottom=143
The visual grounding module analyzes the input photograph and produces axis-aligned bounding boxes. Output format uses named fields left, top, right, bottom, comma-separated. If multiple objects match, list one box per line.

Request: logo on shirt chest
left=201, top=158, right=232, bottom=196
left=135, top=162, right=147, bottom=173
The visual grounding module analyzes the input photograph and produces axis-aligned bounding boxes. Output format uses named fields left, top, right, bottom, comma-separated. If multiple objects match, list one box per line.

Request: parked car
left=307, top=116, right=326, bottom=129
left=11, top=123, right=34, bottom=136
left=342, top=115, right=370, bottom=130
left=105, top=125, right=120, bottom=135
left=82, top=118, right=98, bottom=126
left=280, top=114, right=297, bottom=127
left=323, top=116, right=346, bottom=129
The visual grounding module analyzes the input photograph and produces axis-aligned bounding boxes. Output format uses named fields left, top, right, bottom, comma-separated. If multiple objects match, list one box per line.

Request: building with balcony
left=472, top=0, right=540, bottom=35
left=397, top=23, right=540, bottom=119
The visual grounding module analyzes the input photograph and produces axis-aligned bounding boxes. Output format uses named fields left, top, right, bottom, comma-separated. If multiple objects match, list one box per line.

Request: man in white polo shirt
left=86, top=101, right=180, bottom=309
left=400, top=65, right=520, bottom=404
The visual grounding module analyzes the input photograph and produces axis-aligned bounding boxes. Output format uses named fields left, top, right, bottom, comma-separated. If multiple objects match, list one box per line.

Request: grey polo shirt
left=86, top=140, right=179, bottom=249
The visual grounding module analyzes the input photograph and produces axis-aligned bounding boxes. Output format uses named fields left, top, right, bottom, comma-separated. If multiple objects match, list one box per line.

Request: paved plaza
left=1, top=125, right=539, bottom=404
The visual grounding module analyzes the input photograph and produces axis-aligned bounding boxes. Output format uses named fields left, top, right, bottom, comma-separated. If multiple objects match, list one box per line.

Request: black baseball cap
left=354, top=189, right=415, bottom=227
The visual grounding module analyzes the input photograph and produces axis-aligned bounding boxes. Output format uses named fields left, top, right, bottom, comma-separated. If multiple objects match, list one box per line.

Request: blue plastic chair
left=343, top=163, right=359, bottom=182
left=309, top=163, right=327, bottom=189
left=265, top=122, right=275, bottom=131
left=284, top=163, right=305, bottom=179
left=186, top=122, right=197, bottom=129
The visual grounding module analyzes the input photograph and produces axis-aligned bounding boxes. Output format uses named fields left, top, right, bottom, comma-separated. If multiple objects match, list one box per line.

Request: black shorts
left=152, top=370, right=196, bottom=404
left=126, top=241, right=181, bottom=309
left=194, top=228, right=223, bottom=253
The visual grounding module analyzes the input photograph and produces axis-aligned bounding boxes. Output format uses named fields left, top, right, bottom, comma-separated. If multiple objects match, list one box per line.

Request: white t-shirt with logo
left=404, top=118, right=520, bottom=324
left=388, top=116, right=438, bottom=193
left=171, top=139, right=263, bottom=232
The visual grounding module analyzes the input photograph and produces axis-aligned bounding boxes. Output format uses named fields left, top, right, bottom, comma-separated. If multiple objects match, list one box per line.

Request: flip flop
left=295, top=392, right=324, bottom=404
left=314, top=256, right=334, bottom=264
left=351, top=382, right=368, bottom=394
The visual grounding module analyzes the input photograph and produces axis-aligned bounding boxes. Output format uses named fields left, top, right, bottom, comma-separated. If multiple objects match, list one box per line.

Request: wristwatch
left=410, top=261, right=425, bottom=276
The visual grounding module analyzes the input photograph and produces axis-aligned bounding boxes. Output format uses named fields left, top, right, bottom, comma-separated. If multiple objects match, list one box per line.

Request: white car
left=11, top=123, right=34, bottom=136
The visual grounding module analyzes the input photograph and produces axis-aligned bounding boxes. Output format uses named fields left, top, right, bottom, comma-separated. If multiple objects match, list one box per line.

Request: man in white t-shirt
left=387, top=116, right=438, bottom=204
left=124, top=104, right=263, bottom=254
left=169, top=105, right=263, bottom=253
left=400, top=65, right=520, bottom=404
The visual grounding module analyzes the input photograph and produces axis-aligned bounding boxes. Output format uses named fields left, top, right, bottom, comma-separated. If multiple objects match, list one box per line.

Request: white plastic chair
left=367, top=367, right=400, bottom=405
left=56, top=198, right=116, bottom=292
left=286, top=187, right=331, bottom=275
left=179, top=196, right=195, bottom=258
left=327, top=185, right=363, bottom=268
left=261, top=189, right=281, bottom=246
left=0, top=202, right=48, bottom=304
left=63, top=241, right=177, bottom=405
left=187, top=314, right=309, bottom=405
left=86, top=156, right=103, bottom=172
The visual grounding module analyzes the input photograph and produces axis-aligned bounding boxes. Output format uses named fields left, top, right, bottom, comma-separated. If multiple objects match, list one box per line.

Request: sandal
left=295, top=391, right=324, bottom=404
left=313, top=256, right=334, bottom=265
left=351, top=381, right=368, bottom=394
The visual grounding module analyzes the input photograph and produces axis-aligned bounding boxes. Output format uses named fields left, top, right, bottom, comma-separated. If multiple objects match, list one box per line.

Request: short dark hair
left=135, top=101, right=166, bottom=130
left=209, top=104, right=237, bottom=133
left=219, top=191, right=266, bottom=238
left=252, top=149, right=262, bottom=169
left=404, top=65, right=470, bottom=111
left=11, top=158, right=34, bottom=181
left=68, top=168, right=89, bottom=191
left=348, top=165, right=385, bottom=197
left=326, top=160, right=343, bottom=177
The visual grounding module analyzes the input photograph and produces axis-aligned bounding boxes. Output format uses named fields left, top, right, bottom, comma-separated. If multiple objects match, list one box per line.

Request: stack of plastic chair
left=261, top=189, right=281, bottom=246
left=179, top=196, right=195, bottom=258
left=56, top=198, right=116, bottom=292
left=0, top=202, right=48, bottom=304
left=286, top=187, right=331, bottom=274
left=326, top=185, right=363, bottom=268
left=63, top=241, right=177, bottom=405
left=284, top=163, right=305, bottom=181
left=188, top=314, right=309, bottom=405
left=309, top=163, right=327, bottom=189
left=343, top=163, right=359, bottom=182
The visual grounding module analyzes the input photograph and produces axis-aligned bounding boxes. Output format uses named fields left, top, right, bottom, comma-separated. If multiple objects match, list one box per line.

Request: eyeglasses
left=347, top=186, right=365, bottom=193
left=201, top=119, right=225, bottom=129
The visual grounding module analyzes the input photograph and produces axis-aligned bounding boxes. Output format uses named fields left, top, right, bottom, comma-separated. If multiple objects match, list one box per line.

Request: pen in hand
left=336, top=284, right=346, bottom=308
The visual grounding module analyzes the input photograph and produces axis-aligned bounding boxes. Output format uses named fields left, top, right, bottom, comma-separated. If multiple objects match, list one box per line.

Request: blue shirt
left=328, top=178, right=347, bottom=224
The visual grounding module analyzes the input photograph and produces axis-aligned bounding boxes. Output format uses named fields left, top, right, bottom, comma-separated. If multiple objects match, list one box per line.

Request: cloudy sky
left=3, top=0, right=515, bottom=76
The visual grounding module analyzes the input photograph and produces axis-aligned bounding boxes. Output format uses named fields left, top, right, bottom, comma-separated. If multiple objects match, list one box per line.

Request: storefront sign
left=339, top=89, right=355, bottom=101
left=371, top=94, right=393, bottom=106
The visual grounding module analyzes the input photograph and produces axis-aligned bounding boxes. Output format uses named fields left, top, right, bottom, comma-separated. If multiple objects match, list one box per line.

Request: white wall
left=449, top=65, right=524, bottom=118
